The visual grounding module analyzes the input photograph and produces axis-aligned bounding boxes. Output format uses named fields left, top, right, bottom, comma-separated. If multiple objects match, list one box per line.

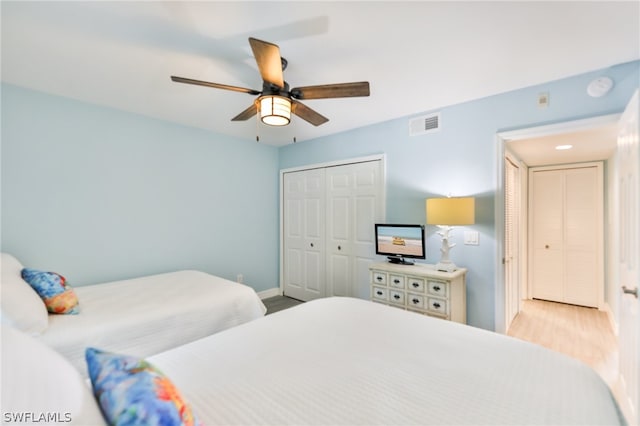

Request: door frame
left=494, top=113, right=620, bottom=333
left=279, top=154, right=387, bottom=296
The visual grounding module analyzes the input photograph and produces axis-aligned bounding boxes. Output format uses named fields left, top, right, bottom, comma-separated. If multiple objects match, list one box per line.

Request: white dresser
left=369, top=262, right=467, bottom=324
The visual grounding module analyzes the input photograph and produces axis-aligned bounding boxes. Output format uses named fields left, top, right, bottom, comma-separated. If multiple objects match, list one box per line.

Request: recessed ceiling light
left=555, top=144, right=573, bottom=150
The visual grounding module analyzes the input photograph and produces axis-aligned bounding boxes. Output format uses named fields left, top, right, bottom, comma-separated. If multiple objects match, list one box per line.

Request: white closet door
left=326, top=161, right=383, bottom=299
left=283, top=168, right=325, bottom=301
left=531, top=169, right=565, bottom=302
left=530, top=163, right=602, bottom=307
left=564, top=167, right=599, bottom=306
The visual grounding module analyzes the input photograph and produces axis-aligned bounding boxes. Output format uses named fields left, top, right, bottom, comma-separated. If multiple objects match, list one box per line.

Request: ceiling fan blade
left=248, top=37, right=284, bottom=88
left=291, top=82, right=370, bottom=100
left=291, top=100, right=329, bottom=126
left=171, top=76, right=261, bottom=95
left=231, top=103, right=258, bottom=121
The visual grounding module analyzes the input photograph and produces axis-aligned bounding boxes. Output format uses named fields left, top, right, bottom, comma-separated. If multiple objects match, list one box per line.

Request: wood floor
left=508, top=299, right=618, bottom=384
left=507, top=299, right=629, bottom=418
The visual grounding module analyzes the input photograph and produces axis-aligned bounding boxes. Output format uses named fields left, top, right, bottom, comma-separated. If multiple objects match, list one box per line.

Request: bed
left=0, top=252, right=266, bottom=376
left=1, top=297, right=626, bottom=425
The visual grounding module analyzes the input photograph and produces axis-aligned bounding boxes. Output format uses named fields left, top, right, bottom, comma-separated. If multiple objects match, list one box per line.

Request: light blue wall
left=2, top=61, right=638, bottom=330
left=1, top=84, right=280, bottom=291
left=279, top=60, right=640, bottom=330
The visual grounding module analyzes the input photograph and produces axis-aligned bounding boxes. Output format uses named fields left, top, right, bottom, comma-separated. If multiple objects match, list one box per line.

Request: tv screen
left=375, top=224, right=425, bottom=265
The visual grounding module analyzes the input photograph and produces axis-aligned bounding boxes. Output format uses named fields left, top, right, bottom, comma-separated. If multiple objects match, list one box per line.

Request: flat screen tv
left=374, top=224, right=425, bottom=265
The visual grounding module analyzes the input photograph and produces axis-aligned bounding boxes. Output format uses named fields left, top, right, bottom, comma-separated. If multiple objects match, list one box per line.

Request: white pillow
left=0, top=252, right=48, bottom=335
left=1, top=324, right=106, bottom=425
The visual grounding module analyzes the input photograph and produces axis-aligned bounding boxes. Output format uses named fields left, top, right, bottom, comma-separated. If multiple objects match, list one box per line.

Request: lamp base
left=435, top=261, right=458, bottom=273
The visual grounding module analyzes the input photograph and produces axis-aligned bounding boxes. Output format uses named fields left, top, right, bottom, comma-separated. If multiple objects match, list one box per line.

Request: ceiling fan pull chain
left=256, top=110, right=260, bottom=142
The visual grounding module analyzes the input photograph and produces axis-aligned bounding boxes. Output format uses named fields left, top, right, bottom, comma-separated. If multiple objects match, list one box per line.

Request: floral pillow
left=86, top=348, right=200, bottom=426
left=20, top=268, right=79, bottom=314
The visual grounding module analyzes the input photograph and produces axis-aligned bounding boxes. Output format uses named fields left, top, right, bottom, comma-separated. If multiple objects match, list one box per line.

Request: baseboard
left=257, top=287, right=281, bottom=299
left=603, top=302, right=619, bottom=336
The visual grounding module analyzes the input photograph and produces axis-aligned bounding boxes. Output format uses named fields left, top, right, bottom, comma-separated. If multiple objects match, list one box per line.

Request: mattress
left=149, top=297, right=625, bottom=425
left=37, top=270, right=266, bottom=377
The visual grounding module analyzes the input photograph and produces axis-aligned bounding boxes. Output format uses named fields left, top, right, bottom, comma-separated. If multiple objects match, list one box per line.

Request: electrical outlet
left=236, top=274, right=243, bottom=284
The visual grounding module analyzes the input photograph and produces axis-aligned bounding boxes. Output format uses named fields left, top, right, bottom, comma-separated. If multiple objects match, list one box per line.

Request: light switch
left=464, top=230, right=479, bottom=245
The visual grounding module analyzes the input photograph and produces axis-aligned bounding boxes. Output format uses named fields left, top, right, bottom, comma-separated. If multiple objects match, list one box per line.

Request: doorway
left=495, top=113, right=619, bottom=334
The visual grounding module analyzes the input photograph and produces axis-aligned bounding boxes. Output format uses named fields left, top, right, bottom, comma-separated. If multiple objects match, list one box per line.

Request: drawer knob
left=412, top=282, right=419, bottom=288
left=393, top=294, right=400, bottom=300
left=433, top=302, right=441, bottom=308
left=412, top=298, right=420, bottom=304
left=433, top=286, right=441, bottom=292
left=376, top=291, right=383, bottom=296
left=376, top=276, right=383, bottom=281
left=310, top=242, right=314, bottom=247
left=393, top=279, right=400, bottom=284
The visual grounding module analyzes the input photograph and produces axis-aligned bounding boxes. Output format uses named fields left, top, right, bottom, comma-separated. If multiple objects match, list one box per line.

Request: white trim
left=495, top=113, right=621, bottom=334
left=279, top=154, right=387, bottom=297
left=257, top=287, right=281, bottom=300
left=279, top=153, right=386, bottom=174
left=499, top=113, right=620, bottom=142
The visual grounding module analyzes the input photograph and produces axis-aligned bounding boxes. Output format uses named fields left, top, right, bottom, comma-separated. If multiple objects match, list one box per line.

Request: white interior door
left=326, top=160, right=383, bottom=299
left=530, top=169, right=565, bottom=302
left=617, top=89, right=639, bottom=425
left=283, top=169, right=325, bottom=301
left=529, top=163, right=603, bottom=308
left=504, top=156, right=521, bottom=330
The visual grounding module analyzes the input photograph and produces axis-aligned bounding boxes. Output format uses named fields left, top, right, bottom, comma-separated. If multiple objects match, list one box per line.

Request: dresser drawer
left=427, top=297, right=448, bottom=316
left=427, top=280, right=449, bottom=297
left=368, top=262, right=466, bottom=324
left=407, top=293, right=424, bottom=309
left=389, top=274, right=405, bottom=289
left=389, top=290, right=405, bottom=305
left=372, top=286, right=388, bottom=301
left=372, top=271, right=387, bottom=285
left=406, top=276, right=426, bottom=292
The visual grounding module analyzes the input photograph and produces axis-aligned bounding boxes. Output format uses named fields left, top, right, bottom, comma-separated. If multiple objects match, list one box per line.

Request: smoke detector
left=587, top=77, right=613, bottom=98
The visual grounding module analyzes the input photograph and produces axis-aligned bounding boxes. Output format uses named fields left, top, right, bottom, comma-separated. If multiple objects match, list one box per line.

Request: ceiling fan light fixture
left=260, top=95, right=291, bottom=126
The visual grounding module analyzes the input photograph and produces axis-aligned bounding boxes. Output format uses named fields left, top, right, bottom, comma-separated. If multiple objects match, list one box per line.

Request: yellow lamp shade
left=426, top=197, right=475, bottom=225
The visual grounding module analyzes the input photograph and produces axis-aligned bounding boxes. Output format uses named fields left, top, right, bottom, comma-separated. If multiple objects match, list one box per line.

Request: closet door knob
left=338, top=245, right=342, bottom=251
left=545, top=245, right=550, bottom=249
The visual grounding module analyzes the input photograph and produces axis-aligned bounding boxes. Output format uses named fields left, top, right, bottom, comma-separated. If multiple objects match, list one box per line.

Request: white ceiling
left=507, top=122, right=619, bottom=167
left=1, top=1, right=638, bottom=147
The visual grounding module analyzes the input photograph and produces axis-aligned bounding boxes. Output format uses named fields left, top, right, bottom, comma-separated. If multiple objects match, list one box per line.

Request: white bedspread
left=149, top=297, right=625, bottom=425
left=38, top=270, right=266, bottom=377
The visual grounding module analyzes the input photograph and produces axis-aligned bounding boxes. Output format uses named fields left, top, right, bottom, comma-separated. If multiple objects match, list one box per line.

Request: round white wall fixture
left=587, top=77, right=613, bottom=98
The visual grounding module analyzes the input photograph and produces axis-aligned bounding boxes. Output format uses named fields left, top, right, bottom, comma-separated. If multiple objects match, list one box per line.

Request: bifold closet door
left=325, top=161, right=383, bottom=299
left=283, top=168, right=325, bottom=301
left=283, top=159, right=384, bottom=302
left=530, top=163, right=603, bottom=308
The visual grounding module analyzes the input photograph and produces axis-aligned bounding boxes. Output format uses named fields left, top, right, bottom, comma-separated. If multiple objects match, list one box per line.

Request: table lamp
left=426, top=197, right=475, bottom=272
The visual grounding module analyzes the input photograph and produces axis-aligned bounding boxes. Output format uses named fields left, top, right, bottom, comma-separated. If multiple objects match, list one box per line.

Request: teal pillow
left=85, top=348, right=200, bottom=426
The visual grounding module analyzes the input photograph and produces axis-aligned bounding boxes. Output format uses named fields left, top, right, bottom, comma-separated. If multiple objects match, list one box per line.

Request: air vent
left=409, top=113, right=441, bottom=136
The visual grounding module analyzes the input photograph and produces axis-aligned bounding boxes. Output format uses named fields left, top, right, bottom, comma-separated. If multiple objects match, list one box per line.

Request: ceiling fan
left=171, top=37, right=370, bottom=127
